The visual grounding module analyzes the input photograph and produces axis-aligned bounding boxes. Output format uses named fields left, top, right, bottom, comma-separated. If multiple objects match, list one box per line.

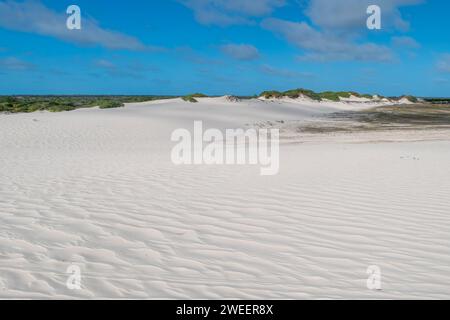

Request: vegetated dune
left=1, top=97, right=450, bottom=299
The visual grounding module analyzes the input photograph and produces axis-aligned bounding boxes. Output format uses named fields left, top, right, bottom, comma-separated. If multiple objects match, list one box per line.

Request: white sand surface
left=1, top=98, right=450, bottom=299
left=258, top=94, right=402, bottom=111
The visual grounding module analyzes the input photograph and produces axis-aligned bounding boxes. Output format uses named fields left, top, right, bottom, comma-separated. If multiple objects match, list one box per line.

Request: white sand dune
left=258, top=94, right=404, bottom=111
left=1, top=97, right=450, bottom=299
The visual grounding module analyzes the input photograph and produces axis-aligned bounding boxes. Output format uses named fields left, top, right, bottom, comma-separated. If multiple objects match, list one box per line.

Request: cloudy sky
left=0, top=0, right=449, bottom=96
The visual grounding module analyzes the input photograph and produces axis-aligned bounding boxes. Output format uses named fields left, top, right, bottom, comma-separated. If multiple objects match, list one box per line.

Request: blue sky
left=0, top=0, right=449, bottom=96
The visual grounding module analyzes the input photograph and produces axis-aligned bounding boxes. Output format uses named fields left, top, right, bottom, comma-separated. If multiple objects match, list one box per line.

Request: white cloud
left=94, top=59, right=116, bottom=69
left=0, top=57, right=35, bottom=71
left=434, top=78, right=449, bottom=84
left=261, top=18, right=393, bottom=62
left=220, top=44, right=260, bottom=61
left=179, top=0, right=285, bottom=26
left=261, top=64, right=313, bottom=78
left=437, top=54, right=450, bottom=73
left=93, top=59, right=159, bottom=79
left=176, top=46, right=223, bottom=65
left=0, top=0, right=159, bottom=51
left=305, top=0, right=424, bottom=32
left=259, top=0, right=424, bottom=62
left=392, top=36, right=421, bottom=49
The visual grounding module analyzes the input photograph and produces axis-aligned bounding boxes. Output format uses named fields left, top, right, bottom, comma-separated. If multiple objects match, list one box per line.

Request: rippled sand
left=1, top=98, right=450, bottom=299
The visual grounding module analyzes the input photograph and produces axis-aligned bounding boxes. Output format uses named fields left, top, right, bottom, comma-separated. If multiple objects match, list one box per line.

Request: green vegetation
left=182, top=93, right=208, bottom=103
left=260, top=90, right=283, bottom=99
left=424, top=98, right=450, bottom=104
left=0, top=96, right=175, bottom=113
left=318, top=91, right=351, bottom=102
left=182, top=96, right=198, bottom=103
left=259, top=88, right=377, bottom=102
left=283, top=89, right=321, bottom=100
left=189, top=93, right=208, bottom=98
